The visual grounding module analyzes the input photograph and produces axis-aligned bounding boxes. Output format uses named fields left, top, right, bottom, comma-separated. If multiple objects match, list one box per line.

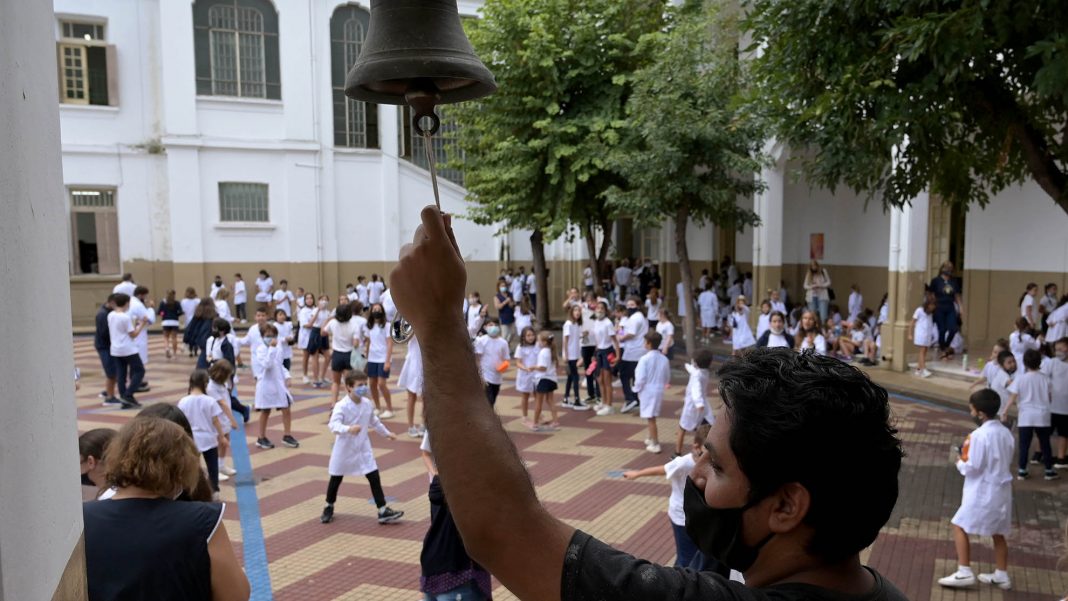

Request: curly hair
left=104, top=417, right=202, bottom=497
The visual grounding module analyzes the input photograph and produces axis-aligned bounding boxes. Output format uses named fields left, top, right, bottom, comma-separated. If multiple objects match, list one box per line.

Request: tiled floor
left=74, top=335, right=1068, bottom=600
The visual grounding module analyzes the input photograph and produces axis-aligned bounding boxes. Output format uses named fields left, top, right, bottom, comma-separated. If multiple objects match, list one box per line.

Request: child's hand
left=387, top=433, right=397, bottom=441
left=622, top=470, right=640, bottom=480
left=348, top=424, right=362, bottom=434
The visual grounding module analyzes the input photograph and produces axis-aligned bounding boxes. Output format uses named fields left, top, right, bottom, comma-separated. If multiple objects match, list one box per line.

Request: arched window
left=193, top=0, right=281, bottom=99
left=330, top=5, right=378, bottom=148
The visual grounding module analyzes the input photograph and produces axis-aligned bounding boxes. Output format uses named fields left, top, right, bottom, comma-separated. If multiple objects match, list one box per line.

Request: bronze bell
left=345, top=0, right=496, bottom=132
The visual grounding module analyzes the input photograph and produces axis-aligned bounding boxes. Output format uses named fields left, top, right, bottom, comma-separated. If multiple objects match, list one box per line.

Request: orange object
left=960, top=434, right=971, bottom=462
left=497, top=360, right=510, bottom=373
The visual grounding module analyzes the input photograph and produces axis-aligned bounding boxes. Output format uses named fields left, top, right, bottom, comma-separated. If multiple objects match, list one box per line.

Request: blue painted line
left=229, top=419, right=274, bottom=601
left=889, top=391, right=970, bottom=415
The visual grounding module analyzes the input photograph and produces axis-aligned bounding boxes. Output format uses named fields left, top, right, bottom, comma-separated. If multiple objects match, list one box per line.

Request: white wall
left=0, top=0, right=85, bottom=598
left=965, top=181, right=1068, bottom=272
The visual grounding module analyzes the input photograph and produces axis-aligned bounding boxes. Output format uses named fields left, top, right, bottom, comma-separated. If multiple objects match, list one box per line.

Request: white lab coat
left=253, top=344, right=291, bottom=410
left=950, top=420, right=1014, bottom=536
left=397, top=336, right=423, bottom=395
left=680, top=363, right=714, bottom=431
left=633, top=350, right=670, bottom=418
left=128, top=296, right=156, bottom=364
left=328, top=395, right=392, bottom=476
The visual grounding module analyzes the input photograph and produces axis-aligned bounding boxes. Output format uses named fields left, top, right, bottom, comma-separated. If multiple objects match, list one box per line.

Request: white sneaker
left=644, top=438, right=653, bottom=446
left=407, top=426, right=422, bottom=438
left=646, top=442, right=662, bottom=454
left=302, top=376, right=311, bottom=385
left=218, top=472, right=230, bottom=482
left=373, top=408, right=381, bottom=416
left=620, top=400, right=639, bottom=414
left=379, top=410, right=394, bottom=419
left=937, top=570, right=976, bottom=588
left=219, top=464, right=237, bottom=476
left=977, top=573, right=1011, bottom=590
left=595, top=405, right=615, bottom=416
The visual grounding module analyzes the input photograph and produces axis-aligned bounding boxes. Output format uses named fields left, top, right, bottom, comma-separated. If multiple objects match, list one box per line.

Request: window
left=193, top=0, right=281, bottom=99
left=399, top=105, right=464, bottom=186
left=57, top=19, right=117, bottom=106
left=70, top=188, right=120, bottom=275
left=330, top=5, right=378, bottom=148
left=219, top=182, right=269, bottom=222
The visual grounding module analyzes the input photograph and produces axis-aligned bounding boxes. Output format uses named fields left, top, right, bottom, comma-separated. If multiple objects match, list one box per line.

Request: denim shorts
left=97, top=349, right=117, bottom=380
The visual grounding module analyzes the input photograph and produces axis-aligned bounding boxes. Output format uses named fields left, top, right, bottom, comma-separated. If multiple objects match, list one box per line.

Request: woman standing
left=803, top=260, right=832, bottom=322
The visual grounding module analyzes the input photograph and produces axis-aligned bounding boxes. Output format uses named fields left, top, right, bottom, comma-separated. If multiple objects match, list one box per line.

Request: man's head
left=690, top=349, right=903, bottom=577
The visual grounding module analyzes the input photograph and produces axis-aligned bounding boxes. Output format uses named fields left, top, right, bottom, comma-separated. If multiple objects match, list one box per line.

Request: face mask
left=263, top=336, right=275, bottom=344
left=500, top=287, right=508, bottom=294
left=486, top=325, right=501, bottom=337
left=973, top=414, right=985, bottom=427
left=1056, top=351, right=1067, bottom=361
left=941, top=269, right=952, bottom=276
left=319, top=300, right=328, bottom=308
left=371, top=311, right=384, bottom=320
left=626, top=307, right=639, bottom=316
left=771, top=325, right=784, bottom=334
left=470, top=298, right=478, bottom=305
left=595, top=311, right=606, bottom=319
left=683, top=477, right=773, bottom=573
left=353, top=384, right=370, bottom=397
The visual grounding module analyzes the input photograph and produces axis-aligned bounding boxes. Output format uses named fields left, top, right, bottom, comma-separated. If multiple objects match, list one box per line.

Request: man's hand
left=390, top=206, right=466, bottom=335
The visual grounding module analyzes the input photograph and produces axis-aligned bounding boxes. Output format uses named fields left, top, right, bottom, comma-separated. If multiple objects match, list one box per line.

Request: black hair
left=368, top=304, right=387, bottom=327
left=211, top=318, right=231, bottom=336
left=997, top=349, right=1015, bottom=367
left=136, top=403, right=193, bottom=438
left=335, top=302, right=353, bottom=323
left=112, top=293, right=131, bottom=308
left=969, top=389, right=1001, bottom=420
left=645, top=331, right=663, bottom=348
left=106, top=293, right=118, bottom=305
left=484, top=315, right=501, bottom=326
left=79, top=428, right=116, bottom=461
left=769, top=310, right=786, bottom=323
left=693, top=348, right=714, bottom=369
left=344, top=370, right=369, bottom=387
left=122, top=272, right=133, bottom=281
left=188, top=369, right=210, bottom=394
left=133, top=285, right=149, bottom=297
left=1046, top=283, right=1058, bottom=293
left=1024, top=349, right=1042, bottom=370
left=716, top=348, right=903, bottom=562
left=259, top=270, right=269, bottom=277
left=1018, top=282, right=1038, bottom=308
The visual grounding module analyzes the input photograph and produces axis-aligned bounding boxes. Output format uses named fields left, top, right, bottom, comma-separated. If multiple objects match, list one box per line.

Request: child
left=206, top=359, right=239, bottom=479
left=1009, top=316, right=1041, bottom=368
left=828, top=304, right=843, bottom=326
left=725, top=296, right=756, bottom=355
left=320, top=370, right=403, bottom=525
left=909, top=298, right=936, bottom=378
left=561, top=305, right=587, bottom=409
left=1003, top=349, right=1058, bottom=480
left=365, top=303, right=395, bottom=416
left=465, top=292, right=486, bottom=339
left=937, top=389, right=1014, bottom=590
left=514, top=326, right=540, bottom=427
left=1048, top=296, right=1068, bottom=342
left=397, top=335, right=425, bottom=438
left=296, top=293, right=315, bottom=382
left=514, top=295, right=534, bottom=334
left=656, top=309, right=675, bottom=360
left=756, top=312, right=794, bottom=349
left=233, top=273, right=247, bottom=322
left=591, top=302, right=620, bottom=416
left=769, top=289, right=786, bottom=315
left=1043, top=338, right=1068, bottom=468
left=624, top=424, right=711, bottom=568
left=755, top=300, right=772, bottom=340
left=178, top=369, right=227, bottom=494
left=847, top=284, right=863, bottom=324
left=273, top=309, right=295, bottom=371
left=531, top=331, right=561, bottom=431
left=970, top=339, right=1010, bottom=391
left=272, top=279, right=295, bottom=318
left=697, top=286, right=717, bottom=339
left=841, top=318, right=878, bottom=366
left=108, top=292, right=148, bottom=407
left=475, top=316, right=510, bottom=407
left=199, top=318, right=236, bottom=370
left=633, top=332, right=670, bottom=454
left=180, top=287, right=200, bottom=332
left=989, top=350, right=1017, bottom=418
left=253, top=324, right=299, bottom=450
left=676, top=349, right=714, bottom=457
left=158, top=290, right=182, bottom=359
left=303, top=295, right=332, bottom=388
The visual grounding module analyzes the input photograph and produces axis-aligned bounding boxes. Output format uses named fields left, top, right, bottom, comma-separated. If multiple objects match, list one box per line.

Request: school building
left=56, top=0, right=1067, bottom=371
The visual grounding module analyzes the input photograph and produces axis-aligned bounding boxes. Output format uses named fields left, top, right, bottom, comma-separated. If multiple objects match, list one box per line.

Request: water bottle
left=962, top=352, right=968, bottom=371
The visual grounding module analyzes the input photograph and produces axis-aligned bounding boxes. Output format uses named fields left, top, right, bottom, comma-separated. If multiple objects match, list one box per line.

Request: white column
left=885, top=189, right=929, bottom=371
left=0, top=0, right=86, bottom=598
left=751, top=145, right=786, bottom=322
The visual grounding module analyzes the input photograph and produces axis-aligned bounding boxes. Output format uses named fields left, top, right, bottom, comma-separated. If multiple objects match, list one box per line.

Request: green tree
left=609, top=0, right=766, bottom=357
left=746, top=0, right=1068, bottom=214
left=453, top=0, right=665, bottom=324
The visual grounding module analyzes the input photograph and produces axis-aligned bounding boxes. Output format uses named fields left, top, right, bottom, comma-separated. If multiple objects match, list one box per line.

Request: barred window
left=69, top=188, right=120, bottom=275
left=330, top=5, right=378, bottom=148
left=193, top=0, right=280, bottom=100
left=219, top=183, right=269, bottom=222
left=57, top=19, right=116, bottom=106
left=399, top=105, right=464, bottom=186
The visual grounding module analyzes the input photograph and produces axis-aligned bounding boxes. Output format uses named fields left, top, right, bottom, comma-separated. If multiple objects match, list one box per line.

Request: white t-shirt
left=765, top=331, right=791, bottom=348
left=664, top=453, right=697, bottom=526
left=368, top=281, right=386, bottom=305
left=180, top=298, right=200, bottom=325
left=366, top=323, right=390, bottom=363
left=536, top=347, right=556, bottom=383
left=356, top=283, right=370, bottom=307
left=645, top=298, right=662, bottom=321
left=583, top=267, right=593, bottom=288
left=621, top=312, right=649, bottom=362
left=273, top=289, right=295, bottom=316
left=209, top=283, right=223, bottom=300
left=614, top=267, right=632, bottom=288
left=563, top=320, right=583, bottom=361
left=466, top=304, right=485, bottom=338
left=527, top=275, right=537, bottom=295
left=1021, top=294, right=1035, bottom=321
left=113, top=280, right=137, bottom=297
left=990, top=367, right=1014, bottom=413
left=655, top=321, right=674, bottom=353
left=1008, top=370, right=1051, bottom=427
left=108, top=311, right=138, bottom=357
left=1042, top=357, right=1068, bottom=415
left=591, top=318, right=615, bottom=350
left=475, top=335, right=510, bottom=385
left=177, top=393, right=223, bottom=452
left=697, top=290, right=717, bottom=312
left=255, top=276, right=273, bottom=302
left=326, top=318, right=366, bottom=353
left=233, top=280, right=247, bottom=304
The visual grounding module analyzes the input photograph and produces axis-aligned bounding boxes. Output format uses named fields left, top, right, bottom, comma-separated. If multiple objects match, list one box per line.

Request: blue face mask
left=353, top=384, right=370, bottom=398
left=486, top=325, right=501, bottom=337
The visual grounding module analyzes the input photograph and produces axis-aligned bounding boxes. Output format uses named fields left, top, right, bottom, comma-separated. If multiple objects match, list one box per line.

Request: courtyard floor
left=73, top=334, right=1068, bottom=601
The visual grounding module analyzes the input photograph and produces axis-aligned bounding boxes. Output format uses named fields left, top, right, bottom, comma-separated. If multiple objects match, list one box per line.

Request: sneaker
left=916, top=368, right=932, bottom=378
left=1055, top=457, right=1068, bottom=469
left=561, top=397, right=572, bottom=407
left=620, top=400, right=639, bottom=414
left=311, top=381, right=323, bottom=389
left=379, top=410, right=394, bottom=420
left=320, top=505, right=334, bottom=524
left=119, top=397, right=141, bottom=410
left=373, top=408, right=381, bottom=416
left=644, top=438, right=653, bottom=446
left=646, top=442, right=662, bottom=454
left=407, top=426, right=422, bottom=438
left=302, top=375, right=311, bottom=385
left=218, top=472, right=230, bottom=482
left=136, top=382, right=151, bottom=392
left=282, top=435, right=300, bottom=448
left=572, top=399, right=590, bottom=411
left=219, top=464, right=237, bottom=476
left=977, top=572, right=1011, bottom=590
left=937, top=570, right=976, bottom=588
left=584, top=397, right=597, bottom=405
left=102, top=397, right=122, bottom=406
left=595, top=405, right=615, bottom=416
left=98, top=390, right=108, bottom=399
left=377, top=507, right=404, bottom=524
left=1017, top=469, right=1029, bottom=480
left=256, top=437, right=275, bottom=449
left=1031, top=451, right=1043, bottom=465
left=1045, top=470, right=1060, bottom=481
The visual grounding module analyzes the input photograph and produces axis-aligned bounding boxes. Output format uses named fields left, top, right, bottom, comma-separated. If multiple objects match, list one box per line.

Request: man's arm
left=390, top=207, right=573, bottom=601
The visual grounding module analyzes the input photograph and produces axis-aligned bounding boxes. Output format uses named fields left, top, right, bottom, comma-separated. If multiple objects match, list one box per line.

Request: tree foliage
left=746, top=0, right=1068, bottom=215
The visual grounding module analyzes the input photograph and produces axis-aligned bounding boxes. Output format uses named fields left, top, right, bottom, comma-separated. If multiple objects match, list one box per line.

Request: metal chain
left=421, top=128, right=442, bottom=212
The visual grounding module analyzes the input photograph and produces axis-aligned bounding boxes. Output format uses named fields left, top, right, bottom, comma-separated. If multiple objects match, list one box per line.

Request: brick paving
left=74, top=335, right=1068, bottom=600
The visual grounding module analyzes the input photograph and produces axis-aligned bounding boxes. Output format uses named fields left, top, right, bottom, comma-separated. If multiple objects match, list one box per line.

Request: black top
left=183, top=316, right=212, bottom=350
left=928, top=275, right=961, bottom=311
left=197, top=335, right=235, bottom=370
left=561, top=530, right=909, bottom=601
left=420, top=476, right=492, bottom=597
left=94, top=305, right=111, bottom=351
left=497, top=293, right=515, bottom=325
left=158, top=300, right=183, bottom=322
left=84, top=498, right=223, bottom=601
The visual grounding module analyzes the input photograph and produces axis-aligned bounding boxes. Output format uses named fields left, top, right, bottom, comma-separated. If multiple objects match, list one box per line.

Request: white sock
left=378, top=506, right=387, bottom=515
left=958, top=565, right=973, bottom=576
left=994, top=569, right=1008, bottom=580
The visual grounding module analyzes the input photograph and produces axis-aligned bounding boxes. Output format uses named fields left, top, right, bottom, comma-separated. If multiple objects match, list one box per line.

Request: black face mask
left=626, top=307, right=639, bottom=316
left=973, top=415, right=984, bottom=427
left=683, top=477, right=774, bottom=573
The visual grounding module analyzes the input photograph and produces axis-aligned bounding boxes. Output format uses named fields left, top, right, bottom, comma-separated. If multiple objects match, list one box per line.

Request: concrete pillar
left=0, top=0, right=87, bottom=599
left=751, top=146, right=785, bottom=325
left=885, top=192, right=930, bottom=371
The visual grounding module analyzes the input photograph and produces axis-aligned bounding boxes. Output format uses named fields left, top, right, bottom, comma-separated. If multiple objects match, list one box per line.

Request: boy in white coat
left=676, top=348, right=715, bottom=457
left=938, top=389, right=1015, bottom=590
left=253, top=324, right=299, bottom=450
left=633, top=332, right=670, bottom=454
left=320, top=370, right=404, bottom=525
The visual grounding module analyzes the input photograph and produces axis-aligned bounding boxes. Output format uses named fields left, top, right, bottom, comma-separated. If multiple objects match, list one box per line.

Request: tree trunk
left=596, top=215, right=613, bottom=294
left=582, top=222, right=602, bottom=296
left=675, top=205, right=697, bottom=358
left=530, top=229, right=550, bottom=328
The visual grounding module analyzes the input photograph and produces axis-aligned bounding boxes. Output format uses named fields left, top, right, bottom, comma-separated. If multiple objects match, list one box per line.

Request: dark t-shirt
left=94, top=305, right=111, bottom=351
left=497, top=293, right=516, bottom=325
left=928, top=276, right=960, bottom=312
left=561, top=530, right=909, bottom=601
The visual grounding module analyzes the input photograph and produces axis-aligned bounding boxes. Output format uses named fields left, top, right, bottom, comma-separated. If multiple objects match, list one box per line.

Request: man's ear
left=768, top=482, right=810, bottom=533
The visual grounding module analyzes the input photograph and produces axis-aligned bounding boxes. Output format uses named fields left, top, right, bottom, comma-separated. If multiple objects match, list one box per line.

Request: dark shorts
left=96, top=349, right=117, bottom=380
left=283, top=358, right=291, bottom=371
left=366, top=362, right=390, bottom=379
left=594, top=349, right=612, bottom=376
left=536, top=379, right=558, bottom=393
left=307, top=329, right=330, bottom=354
left=162, top=325, right=179, bottom=333
left=1053, top=413, right=1068, bottom=437
left=330, top=350, right=352, bottom=373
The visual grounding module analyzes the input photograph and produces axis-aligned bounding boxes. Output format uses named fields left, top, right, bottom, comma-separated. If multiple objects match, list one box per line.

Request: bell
left=391, top=316, right=415, bottom=345
left=345, top=0, right=497, bottom=121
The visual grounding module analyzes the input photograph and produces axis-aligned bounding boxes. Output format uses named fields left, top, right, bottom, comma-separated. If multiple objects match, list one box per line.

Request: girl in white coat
left=938, top=389, right=1014, bottom=590
left=725, top=297, right=756, bottom=354
left=320, top=370, right=404, bottom=525
left=397, top=335, right=425, bottom=438
left=253, top=324, right=299, bottom=450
